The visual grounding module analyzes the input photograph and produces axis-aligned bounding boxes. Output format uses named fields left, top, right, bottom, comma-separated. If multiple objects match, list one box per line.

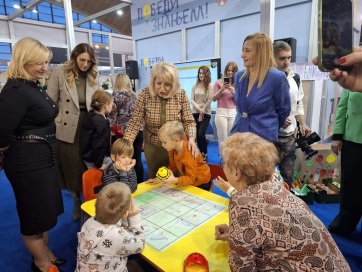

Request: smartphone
left=318, top=0, right=353, bottom=72
left=223, top=77, right=230, bottom=84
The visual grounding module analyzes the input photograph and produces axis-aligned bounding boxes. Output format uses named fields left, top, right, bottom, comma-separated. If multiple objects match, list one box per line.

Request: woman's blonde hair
left=114, top=73, right=133, bottom=92
left=148, top=62, right=180, bottom=98
left=221, top=132, right=279, bottom=186
left=95, top=182, right=131, bottom=224
left=63, top=43, right=98, bottom=87
left=90, top=90, right=113, bottom=111
left=241, top=32, right=276, bottom=88
left=6, top=37, right=51, bottom=80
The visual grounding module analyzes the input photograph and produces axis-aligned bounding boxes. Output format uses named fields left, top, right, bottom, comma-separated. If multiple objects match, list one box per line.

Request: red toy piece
left=184, top=252, right=209, bottom=272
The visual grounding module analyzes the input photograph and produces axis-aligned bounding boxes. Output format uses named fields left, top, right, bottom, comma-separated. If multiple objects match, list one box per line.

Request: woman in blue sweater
left=231, top=32, right=291, bottom=141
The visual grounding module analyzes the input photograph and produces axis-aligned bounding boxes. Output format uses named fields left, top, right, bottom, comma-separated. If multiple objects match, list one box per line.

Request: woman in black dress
left=0, top=38, right=64, bottom=272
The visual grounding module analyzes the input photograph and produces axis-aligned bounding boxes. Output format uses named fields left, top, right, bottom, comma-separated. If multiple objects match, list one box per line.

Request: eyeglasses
left=79, top=58, right=93, bottom=65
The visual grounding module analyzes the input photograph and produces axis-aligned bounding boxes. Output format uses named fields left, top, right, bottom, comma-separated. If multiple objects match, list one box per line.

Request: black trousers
left=329, top=140, right=362, bottom=233
left=193, top=113, right=211, bottom=155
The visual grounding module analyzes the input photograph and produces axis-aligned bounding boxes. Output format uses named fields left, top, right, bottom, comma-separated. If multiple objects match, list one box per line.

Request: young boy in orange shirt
left=147, top=121, right=211, bottom=190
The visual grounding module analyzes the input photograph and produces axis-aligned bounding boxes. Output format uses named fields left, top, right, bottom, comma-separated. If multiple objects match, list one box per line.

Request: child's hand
left=128, top=198, right=139, bottom=217
left=213, top=176, right=231, bottom=193
left=113, top=160, right=135, bottom=172
left=128, top=159, right=136, bottom=169
left=162, top=172, right=178, bottom=185
left=215, top=224, right=229, bottom=241
left=146, top=178, right=161, bottom=185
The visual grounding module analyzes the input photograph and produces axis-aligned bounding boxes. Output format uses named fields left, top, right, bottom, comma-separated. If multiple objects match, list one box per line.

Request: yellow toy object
left=156, top=166, right=171, bottom=181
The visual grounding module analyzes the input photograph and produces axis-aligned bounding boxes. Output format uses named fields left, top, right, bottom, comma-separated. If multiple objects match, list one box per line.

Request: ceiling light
left=32, top=9, right=38, bottom=13
left=106, top=46, right=109, bottom=50
left=92, top=20, right=97, bottom=24
left=13, top=4, right=21, bottom=9
left=117, top=10, right=123, bottom=15
left=95, top=44, right=99, bottom=48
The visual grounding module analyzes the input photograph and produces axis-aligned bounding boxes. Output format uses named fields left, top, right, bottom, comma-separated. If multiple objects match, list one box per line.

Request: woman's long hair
left=63, top=43, right=98, bottom=87
left=196, top=66, right=211, bottom=93
left=241, top=32, right=276, bottom=88
left=114, top=73, right=133, bottom=92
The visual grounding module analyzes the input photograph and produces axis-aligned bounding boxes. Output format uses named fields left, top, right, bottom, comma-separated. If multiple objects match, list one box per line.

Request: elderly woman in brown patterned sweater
left=215, top=132, right=351, bottom=272
left=124, top=62, right=197, bottom=179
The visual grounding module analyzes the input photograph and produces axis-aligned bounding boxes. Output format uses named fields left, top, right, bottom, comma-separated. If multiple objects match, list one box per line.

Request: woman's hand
left=215, top=224, right=229, bottom=241
left=213, top=176, right=231, bottom=193
left=313, top=47, right=362, bottom=92
left=188, top=137, right=199, bottom=158
left=331, top=140, right=343, bottom=156
left=199, top=109, right=206, bottom=115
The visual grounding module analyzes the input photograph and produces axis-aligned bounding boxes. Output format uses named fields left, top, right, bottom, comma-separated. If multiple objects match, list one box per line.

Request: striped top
left=102, top=163, right=137, bottom=193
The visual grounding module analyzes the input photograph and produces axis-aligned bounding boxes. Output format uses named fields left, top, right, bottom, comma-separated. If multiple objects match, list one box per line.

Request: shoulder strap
left=293, top=73, right=300, bottom=89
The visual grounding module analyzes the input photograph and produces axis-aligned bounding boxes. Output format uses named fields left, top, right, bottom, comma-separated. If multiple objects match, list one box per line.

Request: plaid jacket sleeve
left=124, top=88, right=146, bottom=143
left=179, top=90, right=196, bottom=138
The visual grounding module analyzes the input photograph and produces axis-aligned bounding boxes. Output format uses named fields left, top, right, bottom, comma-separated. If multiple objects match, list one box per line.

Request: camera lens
left=307, top=132, right=321, bottom=145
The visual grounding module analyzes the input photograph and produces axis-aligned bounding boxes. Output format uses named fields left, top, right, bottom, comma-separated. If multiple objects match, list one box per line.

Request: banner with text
left=130, top=0, right=260, bottom=40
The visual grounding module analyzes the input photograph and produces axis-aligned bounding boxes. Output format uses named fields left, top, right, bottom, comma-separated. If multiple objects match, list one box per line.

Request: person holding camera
left=212, top=61, right=238, bottom=152
left=273, top=41, right=311, bottom=188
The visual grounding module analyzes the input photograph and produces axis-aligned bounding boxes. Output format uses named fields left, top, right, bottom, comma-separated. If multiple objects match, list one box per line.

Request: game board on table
left=134, top=185, right=226, bottom=251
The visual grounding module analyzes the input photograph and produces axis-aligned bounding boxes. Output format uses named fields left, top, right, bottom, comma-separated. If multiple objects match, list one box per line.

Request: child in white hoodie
left=76, top=182, right=145, bottom=272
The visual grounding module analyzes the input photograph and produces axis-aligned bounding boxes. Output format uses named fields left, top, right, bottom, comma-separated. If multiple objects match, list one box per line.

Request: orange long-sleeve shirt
left=168, top=140, right=211, bottom=186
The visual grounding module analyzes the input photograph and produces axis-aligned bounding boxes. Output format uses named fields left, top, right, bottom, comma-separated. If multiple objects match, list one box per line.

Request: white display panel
left=174, top=58, right=221, bottom=111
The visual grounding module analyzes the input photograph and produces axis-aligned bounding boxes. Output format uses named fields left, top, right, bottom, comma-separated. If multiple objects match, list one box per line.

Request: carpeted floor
left=0, top=141, right=361, bottom=271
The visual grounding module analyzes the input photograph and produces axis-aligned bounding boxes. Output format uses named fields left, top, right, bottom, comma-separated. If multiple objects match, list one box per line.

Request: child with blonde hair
left=102, top=138, right=137, bottom=193
left=148, top=121, right=211, bottom=190
left=76, top=182, right=145, bottom=272
left=80, top=90, right=113, bottom=169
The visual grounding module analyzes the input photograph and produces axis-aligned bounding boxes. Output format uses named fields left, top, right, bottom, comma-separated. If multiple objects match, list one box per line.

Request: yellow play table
left=81, top=182, right=230, bottom=272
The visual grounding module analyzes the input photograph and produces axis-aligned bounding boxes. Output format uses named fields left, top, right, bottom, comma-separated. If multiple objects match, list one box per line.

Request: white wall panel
left=74, top=31, right=90, bottom=45
left=13, top=21, right=66, bottom=46
left=186, top=23, right=214, bottom=60
left=111, top=36, right=133, bottom=54
left=274, top=1, right=312, bottom=62
left=220, top=14, right=260, bottom=71
left=0, top=19, right=10, bottom=39
left=136, top=31, right=182, bottom=89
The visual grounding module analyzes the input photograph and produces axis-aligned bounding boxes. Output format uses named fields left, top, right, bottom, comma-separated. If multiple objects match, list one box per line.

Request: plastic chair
left=82, top=168, right=103, bottom=202
left=208, top=163, right=227, bottom=180
left=208, top=164, right=229, bottom=198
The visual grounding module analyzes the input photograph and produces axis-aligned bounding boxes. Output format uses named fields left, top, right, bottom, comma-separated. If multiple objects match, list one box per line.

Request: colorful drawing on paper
left=134, top=186, right=225, bottom=251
